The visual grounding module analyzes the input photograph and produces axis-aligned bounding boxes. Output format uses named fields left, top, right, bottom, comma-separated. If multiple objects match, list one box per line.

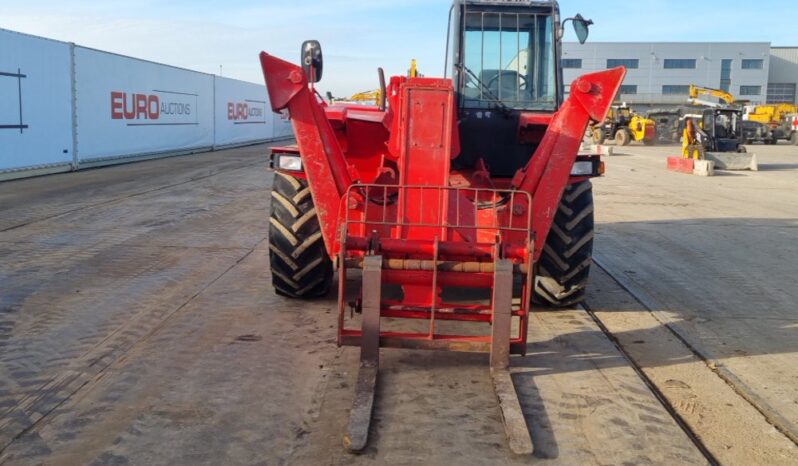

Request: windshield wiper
left=459, top=64, right=512, bottom=117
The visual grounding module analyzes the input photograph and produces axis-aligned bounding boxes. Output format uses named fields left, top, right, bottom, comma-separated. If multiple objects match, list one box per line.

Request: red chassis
left=261, top=51, right=623, bottom=350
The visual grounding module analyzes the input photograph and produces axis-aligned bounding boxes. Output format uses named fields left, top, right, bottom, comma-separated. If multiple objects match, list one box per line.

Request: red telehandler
left=259, top=0, right=624, bottom=455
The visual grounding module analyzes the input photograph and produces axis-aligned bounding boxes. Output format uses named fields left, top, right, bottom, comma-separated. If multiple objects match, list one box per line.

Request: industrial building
left=562, top=42, right=798, bottom=107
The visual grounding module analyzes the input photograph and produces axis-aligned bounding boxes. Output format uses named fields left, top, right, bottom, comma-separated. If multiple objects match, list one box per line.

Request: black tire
left=615, top=128, right=631, bottom=146
left=534, top=180, right=594, bottom=307
left=269, top=172, right=333, bottom=298
left=592, top=127, right=605, bottom=145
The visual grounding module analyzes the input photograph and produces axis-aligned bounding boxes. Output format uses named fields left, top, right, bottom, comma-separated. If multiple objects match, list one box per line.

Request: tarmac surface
left=0, top=141, right=796, bottom=465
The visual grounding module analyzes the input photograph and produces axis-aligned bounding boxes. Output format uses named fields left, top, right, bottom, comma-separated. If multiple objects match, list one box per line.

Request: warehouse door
left=767, top=83, right=797, bottom=104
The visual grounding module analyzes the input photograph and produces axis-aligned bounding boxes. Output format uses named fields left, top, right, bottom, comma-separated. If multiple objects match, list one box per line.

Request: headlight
left=276, top=154, right=303, bottom=171
left=570, top=160, right=594, bottom=176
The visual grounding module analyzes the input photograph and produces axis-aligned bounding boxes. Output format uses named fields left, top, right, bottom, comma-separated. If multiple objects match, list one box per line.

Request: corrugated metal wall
left=768, top=48, right=798, bottom=104
left=1, top=27, right=292, bottom=181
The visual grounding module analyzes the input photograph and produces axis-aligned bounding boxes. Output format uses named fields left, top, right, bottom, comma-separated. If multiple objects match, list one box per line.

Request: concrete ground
left=0, top=141, right=796, bottom=465
left=588, top=142, right=798, bottom=464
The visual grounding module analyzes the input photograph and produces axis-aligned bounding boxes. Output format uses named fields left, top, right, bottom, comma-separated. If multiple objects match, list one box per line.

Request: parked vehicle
left=591, top=105, right=656, bottom=145
left=647, top=107, right=684, bottom=144
left=742, top=120, right=776, bottom=144
left=259, top=0, right=622, bottom=454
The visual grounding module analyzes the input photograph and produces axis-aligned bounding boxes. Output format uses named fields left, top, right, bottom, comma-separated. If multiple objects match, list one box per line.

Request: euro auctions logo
left=227, top=100, right=266, bottom=124
left=111, top=90, right=198, bottom=126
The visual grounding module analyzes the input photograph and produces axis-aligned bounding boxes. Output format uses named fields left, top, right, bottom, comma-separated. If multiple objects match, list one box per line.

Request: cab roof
left=457, top=0, right=556, bottom=5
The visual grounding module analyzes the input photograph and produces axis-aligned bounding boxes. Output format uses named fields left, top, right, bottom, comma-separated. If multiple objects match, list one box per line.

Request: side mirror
left=572, top=14, right=592, bottom=44
left=301, top=40, right=323, bottom=83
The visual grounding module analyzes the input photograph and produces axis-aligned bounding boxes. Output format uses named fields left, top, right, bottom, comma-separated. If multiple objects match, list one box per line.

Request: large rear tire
left=533, top=180, right=594, bottom=307
left=269, top=172, right=333, bottom=298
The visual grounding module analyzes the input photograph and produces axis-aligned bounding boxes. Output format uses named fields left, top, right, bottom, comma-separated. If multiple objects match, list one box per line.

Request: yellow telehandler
left=591, top=105, right=656, bottom=145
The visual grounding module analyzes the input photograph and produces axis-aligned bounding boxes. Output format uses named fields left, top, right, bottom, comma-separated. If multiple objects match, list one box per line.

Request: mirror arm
left=561, top=17, right=593, bottom=28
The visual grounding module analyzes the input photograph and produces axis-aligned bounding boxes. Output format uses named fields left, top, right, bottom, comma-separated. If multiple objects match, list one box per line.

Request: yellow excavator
left=329, top=60, right=420, bottom=105
left=348, top=89, right=382, bottom=104
left=688, top=84, right=735, bottom=107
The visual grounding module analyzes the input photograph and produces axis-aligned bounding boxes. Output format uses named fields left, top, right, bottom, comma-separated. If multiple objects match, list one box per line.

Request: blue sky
left=1, top=1, right=795, bottom=96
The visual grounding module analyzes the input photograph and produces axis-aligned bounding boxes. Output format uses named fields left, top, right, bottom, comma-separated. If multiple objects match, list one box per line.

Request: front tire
left=534, top=180, right=594, bottom=307
left=615, top=128, right=631, bottom=146
left=592, top=127, right=606, bottom=145
left=269, top=172, right=333, bottom=298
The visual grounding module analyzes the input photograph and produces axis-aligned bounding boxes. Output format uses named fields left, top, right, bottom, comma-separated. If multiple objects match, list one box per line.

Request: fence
left=0, top=28, right=291, bottom=181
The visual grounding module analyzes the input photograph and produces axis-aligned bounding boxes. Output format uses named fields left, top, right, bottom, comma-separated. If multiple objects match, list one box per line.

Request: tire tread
left=269, top=173, right=332, bottom=298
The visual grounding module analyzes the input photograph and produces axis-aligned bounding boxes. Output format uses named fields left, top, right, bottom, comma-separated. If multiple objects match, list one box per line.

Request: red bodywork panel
left=260, top=51, right=625, bottom=353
